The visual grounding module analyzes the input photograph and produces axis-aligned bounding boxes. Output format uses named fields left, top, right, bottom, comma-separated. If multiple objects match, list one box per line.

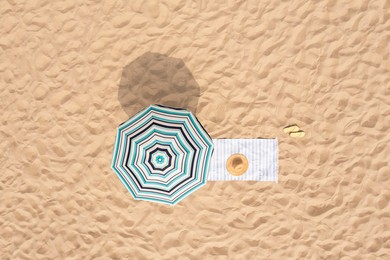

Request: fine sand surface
left=1, top=1, right=389, bottom=259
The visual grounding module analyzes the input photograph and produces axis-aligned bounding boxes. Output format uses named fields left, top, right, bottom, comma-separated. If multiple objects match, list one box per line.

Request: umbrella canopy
left=111, top=105, right=214, bottom=205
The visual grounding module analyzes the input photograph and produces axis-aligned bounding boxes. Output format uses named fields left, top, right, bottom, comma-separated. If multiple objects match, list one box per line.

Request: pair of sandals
left=283, top=124, right=305, bottom=138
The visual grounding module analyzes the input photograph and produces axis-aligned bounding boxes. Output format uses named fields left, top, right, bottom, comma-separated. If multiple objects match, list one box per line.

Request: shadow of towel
left=118, top=52, right=200, bottom=117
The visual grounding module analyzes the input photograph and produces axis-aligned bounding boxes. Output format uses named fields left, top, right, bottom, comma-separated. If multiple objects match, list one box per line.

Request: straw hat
left=226, top=154, right=248, bottom=176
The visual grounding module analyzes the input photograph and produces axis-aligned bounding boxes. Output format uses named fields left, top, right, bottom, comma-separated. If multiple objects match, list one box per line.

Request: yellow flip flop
left=283, top=124, right=300, bottom=133
left=289, top=130, right=305, bottom=138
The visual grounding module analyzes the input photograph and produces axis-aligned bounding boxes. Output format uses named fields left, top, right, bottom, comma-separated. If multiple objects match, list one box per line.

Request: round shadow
left=118, top=52, right=200, bottom=117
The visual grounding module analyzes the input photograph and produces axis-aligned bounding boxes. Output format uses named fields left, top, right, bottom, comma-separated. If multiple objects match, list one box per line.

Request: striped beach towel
left=208, top=138, right=278, bottom=182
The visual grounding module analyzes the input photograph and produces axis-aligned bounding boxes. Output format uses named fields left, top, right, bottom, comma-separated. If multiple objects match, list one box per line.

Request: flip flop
left=283, top=124, right=300, bottom=133
left=289, top=130, right=305, bottom=138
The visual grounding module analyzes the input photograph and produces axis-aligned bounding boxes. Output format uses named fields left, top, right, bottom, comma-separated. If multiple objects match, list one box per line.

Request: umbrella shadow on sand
left=118, top=52, right=200, bottom=117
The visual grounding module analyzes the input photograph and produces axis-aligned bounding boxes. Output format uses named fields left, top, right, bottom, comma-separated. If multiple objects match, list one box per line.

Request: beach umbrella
left=111, top=105, right=214, bottom=205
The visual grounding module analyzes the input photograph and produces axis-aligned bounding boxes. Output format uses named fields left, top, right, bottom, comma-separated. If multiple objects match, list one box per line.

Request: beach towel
left=208, top=138, right=278, bottom=182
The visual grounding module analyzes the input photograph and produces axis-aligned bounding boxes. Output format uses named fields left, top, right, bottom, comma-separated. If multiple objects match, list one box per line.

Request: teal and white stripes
left=111, top=105, right=214, bottom=206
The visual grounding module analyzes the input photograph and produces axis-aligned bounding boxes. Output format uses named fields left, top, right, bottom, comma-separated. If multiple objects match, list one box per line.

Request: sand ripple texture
left=1, top=0, right=389, bottom=259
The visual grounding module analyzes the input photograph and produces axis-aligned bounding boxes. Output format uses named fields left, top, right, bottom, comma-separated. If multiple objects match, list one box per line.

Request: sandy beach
left=1, top=0, right=389, bottom=259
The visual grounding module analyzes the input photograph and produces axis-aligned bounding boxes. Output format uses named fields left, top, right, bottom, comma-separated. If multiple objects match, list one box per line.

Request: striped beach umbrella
left=111, top=105, right=214, bottom=205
